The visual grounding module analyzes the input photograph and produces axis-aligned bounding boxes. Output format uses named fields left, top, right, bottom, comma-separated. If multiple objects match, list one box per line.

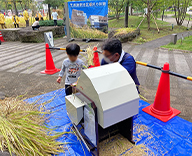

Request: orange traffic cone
left=142, top=62, right=180, bottom=122
left=0, top=31, right=5, bottom=42
left=93, top=46, right=100, bottom=67
left=41, top=43, right=61, bottom=75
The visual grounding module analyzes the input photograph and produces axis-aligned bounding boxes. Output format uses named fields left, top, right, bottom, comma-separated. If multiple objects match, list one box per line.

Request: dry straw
left=0, top=97, right=67, bottom=156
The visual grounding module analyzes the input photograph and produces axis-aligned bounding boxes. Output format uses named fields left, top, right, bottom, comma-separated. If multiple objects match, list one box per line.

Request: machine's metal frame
left=72, top=86, right=99, bottom=156
left=71, top=86, right=135, bottom=156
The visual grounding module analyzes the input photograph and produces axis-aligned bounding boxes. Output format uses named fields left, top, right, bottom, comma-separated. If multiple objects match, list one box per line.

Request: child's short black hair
left=35, top=17, right=39, bottom=21
left=102, top=38, right=122, bottom=55
left=66, top=43, right=80, bottom=56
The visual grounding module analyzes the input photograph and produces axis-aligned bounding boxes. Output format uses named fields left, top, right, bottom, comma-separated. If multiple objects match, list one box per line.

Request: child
left=32, top=17, right=40, bottom=30
left=51, top=9, right=58, bottom=27
left=57, top=43, right=85, bottom=96
left=12, top=13, right=20, bottom=28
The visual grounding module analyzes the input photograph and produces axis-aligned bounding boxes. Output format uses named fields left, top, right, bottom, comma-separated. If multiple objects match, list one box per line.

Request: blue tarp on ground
left=26, top=89, right=192, bottom=156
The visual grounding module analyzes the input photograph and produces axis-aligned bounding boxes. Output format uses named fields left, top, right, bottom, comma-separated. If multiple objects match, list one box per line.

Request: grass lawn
left=108, top=16, right=188, bottom=44
left=161, top=35, right=192, bottom=51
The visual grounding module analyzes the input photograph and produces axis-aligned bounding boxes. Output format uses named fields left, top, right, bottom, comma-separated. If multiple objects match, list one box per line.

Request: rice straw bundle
left=86, top=46, right=94, bottom=66
left=0, top=97, right=66, bottom=156
left=80, top=45, right=99, bottom=67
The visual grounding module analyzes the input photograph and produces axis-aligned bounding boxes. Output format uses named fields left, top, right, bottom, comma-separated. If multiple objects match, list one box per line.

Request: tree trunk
left=115, top=5, right=120, bottom=19
left=13, top=0, right=18, bottom=16
left=174, top=0, right=189, bottom=26
left=147, top=0, right=150, bottom=30
left=162, top=9, right=164, bottom=21
left=130, top=3, right=133, bottom=15
left=116, top=13, right=120, bottom=20
left=125, top=1, right=129, bottom=28
left=5, top=1, right=8, bottom=15
left=48, top=4, right=51, bottom=20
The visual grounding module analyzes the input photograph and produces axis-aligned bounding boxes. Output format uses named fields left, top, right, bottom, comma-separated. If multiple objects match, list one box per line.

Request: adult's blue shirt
left=101, top=52, right=140, bottom=86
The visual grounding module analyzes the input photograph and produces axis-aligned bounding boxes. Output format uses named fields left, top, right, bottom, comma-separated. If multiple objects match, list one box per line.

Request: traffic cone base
left=142, top=105, right=181, bottom=122
left=0, top=31, right=5, bottom=42
left=142, top=62, right=181, bottom=122
left=40, top=43, right=61, bottom=75
left=41, top=68, right=61, bottom=75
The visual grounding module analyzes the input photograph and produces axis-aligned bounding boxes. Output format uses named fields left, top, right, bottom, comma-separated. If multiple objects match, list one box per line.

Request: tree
left=43, top=0, right=67, bottom=20
left=124, top=0, right=129, bottom=27
left=173, top=0, right=189, bottom=26
left=134, top=0, right=165, bottom=30
left=12, top=0, right=18, bottom=15
left=108, top=0, right=125, bottom=19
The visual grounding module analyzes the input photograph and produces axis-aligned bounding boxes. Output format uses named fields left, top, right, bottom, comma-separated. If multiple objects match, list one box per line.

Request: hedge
left=39, top=20, right=63, bottom=26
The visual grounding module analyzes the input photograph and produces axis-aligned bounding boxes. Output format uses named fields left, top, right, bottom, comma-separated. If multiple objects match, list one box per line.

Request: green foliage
left=43, top=0, right=68, bottom=8
left=0, top=0, right=6, bottom=10
left=161, top=35, right=192, bottom=51
left=108, top=0, right=126, bottom=19
left=87, top=19, right=91, bottom=27
left=39, top=20, right=63, bottom=26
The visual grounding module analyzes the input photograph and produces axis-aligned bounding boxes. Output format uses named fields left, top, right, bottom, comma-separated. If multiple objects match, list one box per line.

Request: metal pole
left=65, top=2, right=71, bottom=42
left=48, top=46, right=86, bottom=52
left=136, top=61, right=192, bottom=81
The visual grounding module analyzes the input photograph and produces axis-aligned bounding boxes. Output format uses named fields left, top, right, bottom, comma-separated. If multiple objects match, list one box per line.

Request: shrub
left=39, top=20, right=63, bottom=26
left=114, top=28, right=136, bottom=36
left=70, top=23, right=108, bottom=39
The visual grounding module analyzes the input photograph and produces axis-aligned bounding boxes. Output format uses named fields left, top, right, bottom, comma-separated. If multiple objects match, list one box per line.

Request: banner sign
left=68, top=0, right=108, bottom=33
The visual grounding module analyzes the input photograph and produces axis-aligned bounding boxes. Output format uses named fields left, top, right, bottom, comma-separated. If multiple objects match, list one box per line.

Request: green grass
left=108, top=16, right=188, bottom=44
left=108, top=16, right=169, bottom=29
left=161, top=35, right=192, bottom=51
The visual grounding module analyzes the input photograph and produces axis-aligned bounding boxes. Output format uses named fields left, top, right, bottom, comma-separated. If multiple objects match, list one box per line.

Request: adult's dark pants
left=14, top=24, right=19, bottom=28
left=25, top=20, right=29, bottom=27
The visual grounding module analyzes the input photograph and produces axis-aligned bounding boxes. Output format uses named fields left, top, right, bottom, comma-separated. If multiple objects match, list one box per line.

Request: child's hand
left=57, top=77, right=62, bottom=84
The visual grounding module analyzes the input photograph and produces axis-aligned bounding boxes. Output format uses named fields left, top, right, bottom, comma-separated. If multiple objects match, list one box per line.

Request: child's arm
left=57, top=62, right=66, bottom=84
left=81, top=61, right=87, bottom=69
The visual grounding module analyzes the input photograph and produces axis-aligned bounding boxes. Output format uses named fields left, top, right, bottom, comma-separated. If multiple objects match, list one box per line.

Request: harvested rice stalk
left=0, top=97, right=67, bottom=156
left=80, top=45, right=99, bottom=67
left=86, top=46, right=94, bottom=66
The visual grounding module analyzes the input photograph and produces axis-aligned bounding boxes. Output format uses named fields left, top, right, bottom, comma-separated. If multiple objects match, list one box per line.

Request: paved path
left=158, top=16, right=192, bottom=28
left=0, top=36, right=192, bottom=123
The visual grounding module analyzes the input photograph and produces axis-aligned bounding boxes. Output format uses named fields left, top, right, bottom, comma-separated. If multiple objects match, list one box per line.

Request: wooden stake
left=137, top=14, right=146, bottom=29
left=152, top=13, right=160, bottom=33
